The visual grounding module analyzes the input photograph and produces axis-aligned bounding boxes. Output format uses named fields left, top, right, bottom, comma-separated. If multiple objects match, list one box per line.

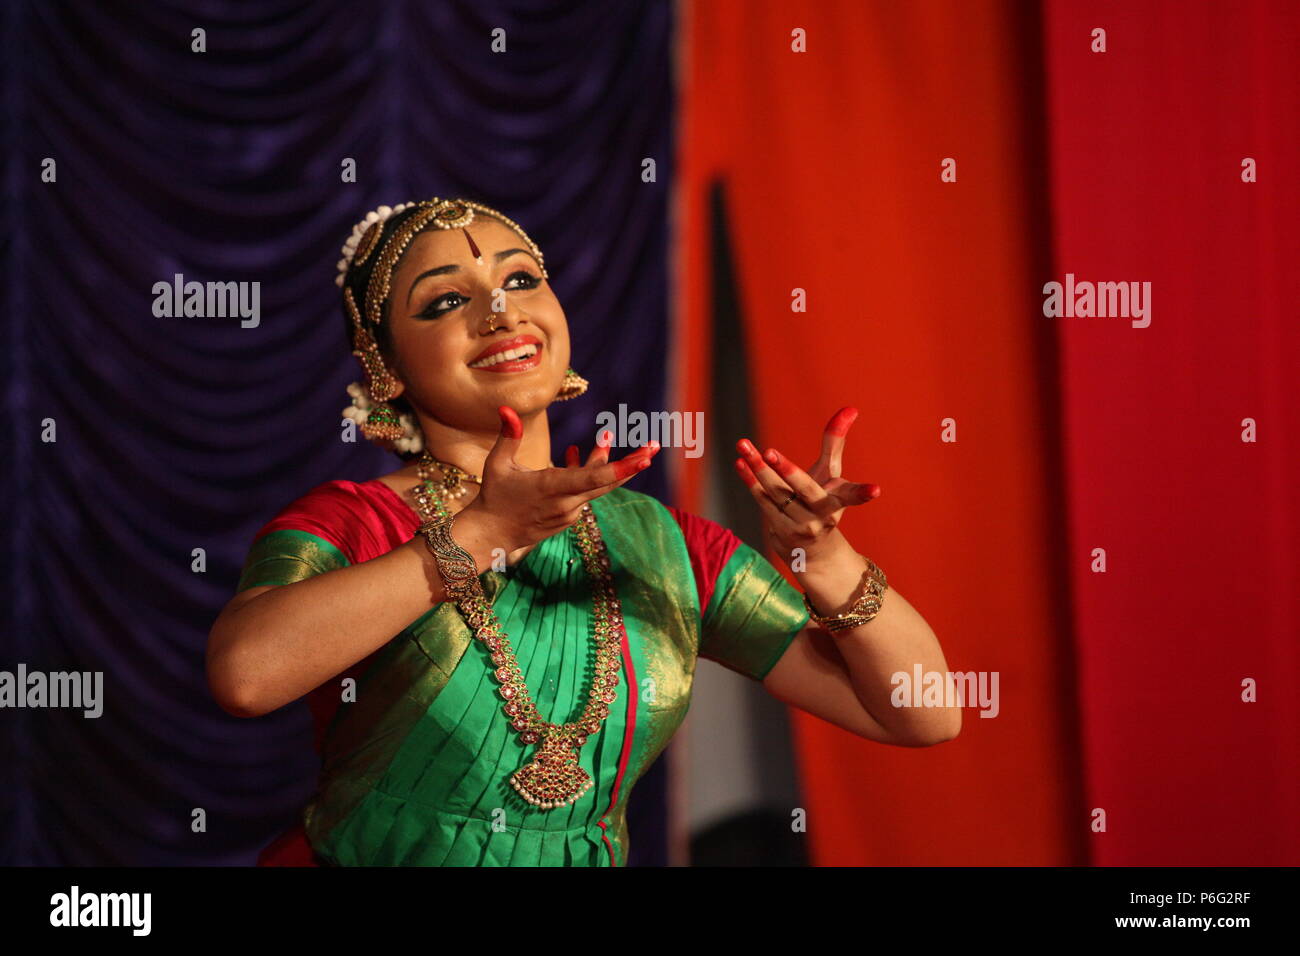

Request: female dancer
left=206, top=197, right=959, bottom=866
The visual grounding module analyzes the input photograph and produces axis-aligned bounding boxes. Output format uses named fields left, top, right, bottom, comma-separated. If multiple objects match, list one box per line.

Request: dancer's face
left=385, top=216, right=569, bottom=432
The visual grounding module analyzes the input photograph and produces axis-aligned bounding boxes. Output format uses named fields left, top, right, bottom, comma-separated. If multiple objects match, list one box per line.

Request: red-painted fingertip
left=736, top=438, right=756, bottom=456
left=566, top=444, right=579, bottom=466
left=734, top=458, right=758, bottom=487
left=827, top=407, right=858, bottom=437
left=766, top=449, right=796, bottom=477
left=627, top=442, right=656, bottom=462
left=498, top=405, right=523, bottom=439
left=598, top=429, right=613, bottom=448
left=867, top=483, right=882, bottom=499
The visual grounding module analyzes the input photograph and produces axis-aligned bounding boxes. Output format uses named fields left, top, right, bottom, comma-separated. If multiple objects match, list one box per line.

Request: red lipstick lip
left=468, top=334, right=543, bottom=365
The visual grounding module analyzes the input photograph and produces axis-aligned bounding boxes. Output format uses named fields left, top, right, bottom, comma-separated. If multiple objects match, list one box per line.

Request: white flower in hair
left=335, top=202, right=416, bottom=287
left=337, top=202, right=429, bottom=457
left=393, top=413, right=425, bottom=454
left=342, top=381, right=372, bottom=426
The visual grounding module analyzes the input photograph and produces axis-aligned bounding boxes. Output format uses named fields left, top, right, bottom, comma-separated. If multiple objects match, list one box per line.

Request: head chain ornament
left=336, top=197, right=548, bottom=296
left=336, top=198, right=584, bottom=454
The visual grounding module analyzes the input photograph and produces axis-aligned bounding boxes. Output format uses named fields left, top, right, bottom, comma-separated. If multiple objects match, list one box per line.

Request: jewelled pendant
left=510, top=735, right=594, bottom=809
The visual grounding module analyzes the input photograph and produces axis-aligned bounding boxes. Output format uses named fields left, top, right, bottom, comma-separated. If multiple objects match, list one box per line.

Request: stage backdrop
left=3, top=0, right=1295, bottom=869
left=674, top=0, right=1297, bottom=865
left=1043, top=0, right=1300, bottom=865
left=1, top=0, right=675, bottom=866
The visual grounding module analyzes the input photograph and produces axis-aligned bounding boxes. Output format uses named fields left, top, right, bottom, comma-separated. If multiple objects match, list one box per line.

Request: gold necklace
left=416, top=454, right=480, bottom=499
left=412, top=451, right=625, bottom=810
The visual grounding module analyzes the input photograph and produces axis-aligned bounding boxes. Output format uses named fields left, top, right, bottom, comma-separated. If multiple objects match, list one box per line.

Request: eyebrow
left=405, top=248, right=540, bottom=304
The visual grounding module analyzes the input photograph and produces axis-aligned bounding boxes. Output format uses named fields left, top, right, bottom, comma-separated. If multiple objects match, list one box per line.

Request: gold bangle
left=803, top=558, right=888, bottom=633
left=418, top=515, right=482, bottom=602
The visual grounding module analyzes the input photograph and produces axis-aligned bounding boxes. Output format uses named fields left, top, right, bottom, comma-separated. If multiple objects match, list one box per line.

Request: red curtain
left=674, top=0, right=1297, bottom=864
left=674, top=0, right=1084, bottom=864
left=1044, top=0, right=1300, bottom=864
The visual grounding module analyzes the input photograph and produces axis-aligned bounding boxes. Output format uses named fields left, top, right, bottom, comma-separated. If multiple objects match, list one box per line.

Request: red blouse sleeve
left=251, top=479, right=419, bottom=564
left=662, top=504, right=744, bottom=612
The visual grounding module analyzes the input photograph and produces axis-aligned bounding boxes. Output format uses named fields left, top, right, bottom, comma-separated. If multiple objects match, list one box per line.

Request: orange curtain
left=673, top=0, right=1084, bottom=864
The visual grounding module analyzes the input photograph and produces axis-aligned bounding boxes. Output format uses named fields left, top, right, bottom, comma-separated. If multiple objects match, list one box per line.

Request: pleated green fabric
left=312, top=525, right=624, bottom=866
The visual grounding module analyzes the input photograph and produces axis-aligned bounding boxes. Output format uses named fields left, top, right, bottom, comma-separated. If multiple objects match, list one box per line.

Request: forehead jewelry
left=349, top=198, right=549, bottom=329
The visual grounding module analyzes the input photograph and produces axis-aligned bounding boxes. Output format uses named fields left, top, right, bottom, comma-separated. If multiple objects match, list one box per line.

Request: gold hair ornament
left=362, top=198, right=549, bottom=328
left=344, top=287, right=404, bottom=441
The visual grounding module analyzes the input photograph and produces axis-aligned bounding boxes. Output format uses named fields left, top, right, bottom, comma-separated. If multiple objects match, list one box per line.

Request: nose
left=479, top=297, right=527, bottom=335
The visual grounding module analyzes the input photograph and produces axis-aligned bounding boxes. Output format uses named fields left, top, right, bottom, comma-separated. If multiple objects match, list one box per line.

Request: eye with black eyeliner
left=412, top=269, right=541, bottom=320
left=504, top=269, right=541, bottom=290
left=415, top=291, right=468, bottom=320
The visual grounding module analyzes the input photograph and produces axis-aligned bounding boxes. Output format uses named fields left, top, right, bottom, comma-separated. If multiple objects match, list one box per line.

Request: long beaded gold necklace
left=410, top=451, right=625, bottom=810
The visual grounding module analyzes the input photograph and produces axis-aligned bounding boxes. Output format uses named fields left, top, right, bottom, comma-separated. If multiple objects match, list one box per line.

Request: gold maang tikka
left=363, top=198, right=549, bottom=329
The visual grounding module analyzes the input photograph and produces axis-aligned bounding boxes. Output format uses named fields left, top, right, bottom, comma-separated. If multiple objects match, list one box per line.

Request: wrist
left=802, top=556, right=888, bottom=632
left=450, top=498, right=523, bottom=564
left=799, top=551, right=869, bottom=616
left=794, top=528, right=858, bottom=575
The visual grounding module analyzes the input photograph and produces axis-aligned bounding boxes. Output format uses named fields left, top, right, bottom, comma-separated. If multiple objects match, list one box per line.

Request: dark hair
left=338, top=204, right=434, bottom=460
left=341, top=205, right=424, bottom=355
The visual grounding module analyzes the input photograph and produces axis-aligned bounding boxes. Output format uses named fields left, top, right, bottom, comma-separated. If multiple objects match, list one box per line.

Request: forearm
left=795, top=531, right=960, bottom=743
left=208, top=505, right=506, bottom=717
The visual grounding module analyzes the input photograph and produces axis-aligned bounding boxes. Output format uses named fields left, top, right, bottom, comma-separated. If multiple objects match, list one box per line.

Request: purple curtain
left=2, top=0, right=674, bottom=865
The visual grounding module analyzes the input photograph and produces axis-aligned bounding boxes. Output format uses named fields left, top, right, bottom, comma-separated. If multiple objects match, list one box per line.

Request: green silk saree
left=237, top=480, right=808, bottom=866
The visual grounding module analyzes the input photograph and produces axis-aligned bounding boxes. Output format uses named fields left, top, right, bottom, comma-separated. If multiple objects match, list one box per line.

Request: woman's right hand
left=465, top=405, right=660, bottom=552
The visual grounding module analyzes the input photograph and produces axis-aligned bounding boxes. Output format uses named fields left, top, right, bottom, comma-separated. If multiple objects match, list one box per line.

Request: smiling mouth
left=468, top=341, right=544, bottom=371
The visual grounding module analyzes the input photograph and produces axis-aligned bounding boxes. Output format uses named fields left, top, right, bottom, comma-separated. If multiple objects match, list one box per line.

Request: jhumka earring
left=555, top=367, right=589, bottom=401
left=344, top=287, right=405, bottom=440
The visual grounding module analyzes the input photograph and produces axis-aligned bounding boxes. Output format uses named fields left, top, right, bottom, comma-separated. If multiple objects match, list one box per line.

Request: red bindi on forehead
left=463, top=229, right=483, bottom=261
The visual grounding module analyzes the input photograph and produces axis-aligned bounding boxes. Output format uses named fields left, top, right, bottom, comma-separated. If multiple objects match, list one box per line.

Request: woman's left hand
left=733, top=406, right=880, bottom=563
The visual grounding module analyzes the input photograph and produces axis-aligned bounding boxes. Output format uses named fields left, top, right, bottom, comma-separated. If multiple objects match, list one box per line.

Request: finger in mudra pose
left=206, top=197, right=959, bottom=867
